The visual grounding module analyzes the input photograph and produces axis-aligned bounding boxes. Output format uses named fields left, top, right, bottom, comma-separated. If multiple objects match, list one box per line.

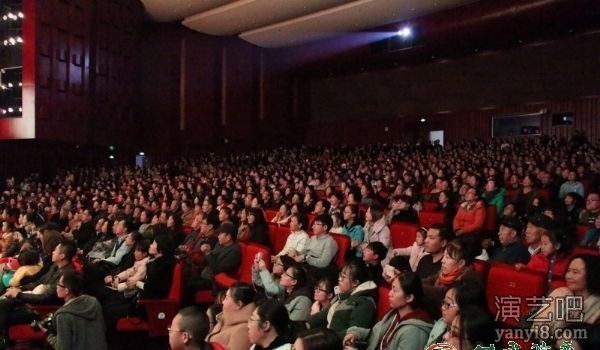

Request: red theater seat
left=116, top=262, right=183, bottom=337
left=390, top=222, right=419, bottom=248
left=486, top=263, right=546, bottom=328
left=377, top=286, right=391, bottom=320
left=418, top=211, right=445, bottom=228
left=330, top=233, right=351, bottom=267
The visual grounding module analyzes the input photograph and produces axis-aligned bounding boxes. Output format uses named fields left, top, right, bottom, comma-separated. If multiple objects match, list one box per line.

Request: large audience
left=0, top=135, right=599, bottom=350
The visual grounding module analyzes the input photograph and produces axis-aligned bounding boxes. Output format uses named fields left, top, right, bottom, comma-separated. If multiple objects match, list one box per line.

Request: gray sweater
left=47, top=294, right=108, bottom=350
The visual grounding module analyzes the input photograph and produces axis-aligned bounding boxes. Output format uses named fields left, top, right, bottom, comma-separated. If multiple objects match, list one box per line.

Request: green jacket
left=424, top=318, right=448, bottom=348
left=348, top=309, right=433, bottom=350
left=307, top=281, right=377, bottom=337
left=484, top=187, right=505, bottom=215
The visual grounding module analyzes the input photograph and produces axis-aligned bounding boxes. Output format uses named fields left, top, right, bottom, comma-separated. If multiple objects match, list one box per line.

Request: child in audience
left=517, top=228, right=574, bottom=285
left=391, top=226, right=427, bottom=272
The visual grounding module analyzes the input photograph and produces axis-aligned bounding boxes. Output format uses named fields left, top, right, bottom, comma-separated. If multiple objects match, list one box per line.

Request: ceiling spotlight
left=420, top=118, right=426, bottom=123
left=397, top=26, right=412, bottom=38
left=18, top=107, right=22, bottom=112
left=7, top=108, right=14, bottom=113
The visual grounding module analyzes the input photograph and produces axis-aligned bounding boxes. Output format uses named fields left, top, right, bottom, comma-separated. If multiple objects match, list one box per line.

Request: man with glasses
left=292, top=214, right=338, bottom=281
left=0, top=241, right=76, bottom=346
left=168, top=306, right=211, bottom=350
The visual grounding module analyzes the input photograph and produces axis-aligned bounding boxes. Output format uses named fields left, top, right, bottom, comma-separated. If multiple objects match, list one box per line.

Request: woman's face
left=240, top=209, right=247, bottom=222
left=388, top=277, right=410, bottom=310
left=272, top=258, right=285, bottom=275
left=565, top=258, right=587, bottom=295
left=439, top=191, right=448, bottom=204
left=313, top=282, right=331, bottom=303
left=247, top=213, right=255, bottom=224
left=441, top=288, right=459, bottom=325
left=222, top=288, right=239, bottom=313
left=337, top=268, right=355, bottom=294
left=289, top=216, right=300, bottom=231
left=365, top=208, right=372, bottom=222
left=441, top=249, right=463, bottom=275
left=280, top=267, right=296, bottom=289
left=167, top=215, right=174, bottom=227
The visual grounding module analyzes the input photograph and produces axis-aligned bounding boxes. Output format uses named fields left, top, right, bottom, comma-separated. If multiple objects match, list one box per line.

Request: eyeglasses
left=338, top=273, right=349, bottom=280
left=284, top=272, right=296, bottom=280
left=312, top=222, right=324, bottom=226
left=441, top=301, right=458, bottom=309
left=56, top=283, right=66, bottom=288
left=167, top=327, right=187, bottom=333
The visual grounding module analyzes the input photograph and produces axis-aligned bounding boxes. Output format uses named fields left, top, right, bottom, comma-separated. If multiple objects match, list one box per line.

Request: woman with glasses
left=278, top=264, right=312, bottom=322
left=206, top=282, right=257, bottom=350
left=424, top=276, right=487, bottom=348
left=42, top=270, right=108, bottom=350
left=343, top=271, right=432, bottom=350
left=308, top=261, right=377, bottom=337
left=248, top=299, right=293, bottom=350
left=310, top=278, right=334, bottom=316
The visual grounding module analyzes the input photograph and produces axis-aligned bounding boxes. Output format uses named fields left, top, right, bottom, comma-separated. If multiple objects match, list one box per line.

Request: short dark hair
left=313, top=213, right=333, bottom=231
left=255, top=299, right=290, bottom=336
left=153, top=235, right=175, bottom=257
left=429, top=223, right=454, bottom=242
left=18, top=249, right=39, bottom=266
left=58, top=240, right=76, bottom=261
left=134, top=239, right=150, bottom=254
left=177, top=306, right=209, bottom=347
left=61, top=270, right=84, bottom=296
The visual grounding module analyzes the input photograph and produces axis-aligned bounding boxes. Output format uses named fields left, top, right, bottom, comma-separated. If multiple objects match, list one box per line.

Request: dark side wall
left=137, top=23, right=294, bottom=162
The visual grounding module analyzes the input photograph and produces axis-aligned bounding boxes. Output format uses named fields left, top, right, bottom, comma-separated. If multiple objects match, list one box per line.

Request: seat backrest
left=575, top=225, right=591, bottom=243
left=330, top=233, right=350, bottom=267
left=389, top=222, right=419, bottom=248
left=486, top=263, right=546, bottom=327
left=422, top=201, right=438, bottom=211
left=484, top=205, right=498, bottom=231
left=472, top=260, right=490, bottom=282
left=211, top=342, right=227, bottom=350
left=167, top=263, right=183, bottom=303
left=572, top=245, right=599, bottom=256
left=418, top=211, right=445, bottom=228
left=275, top=224, right=292, bottom=254
left=267, top=222, right=279, bottom=251
left=377, top=286, right=391, bottom=320
left=264, top=209, right=278, bottom=221
left=241, top=243, right=271, bottom=284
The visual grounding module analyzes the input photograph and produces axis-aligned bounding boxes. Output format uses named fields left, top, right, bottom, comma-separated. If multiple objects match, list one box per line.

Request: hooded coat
left=347, top=308, right=433, bottom=350
left=47, top=294, right=108, bottom=350
left=307, top=280, right=377, bottom=337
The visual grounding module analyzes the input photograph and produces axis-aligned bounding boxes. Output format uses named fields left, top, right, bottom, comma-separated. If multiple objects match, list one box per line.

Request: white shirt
left=277, top=230, right=309, bottom=256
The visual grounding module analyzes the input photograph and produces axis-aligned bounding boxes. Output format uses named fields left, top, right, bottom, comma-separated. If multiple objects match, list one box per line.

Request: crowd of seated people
left=0, top=136, right=597, bottom=348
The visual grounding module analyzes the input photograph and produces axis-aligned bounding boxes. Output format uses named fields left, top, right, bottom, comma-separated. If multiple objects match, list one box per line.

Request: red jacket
left=453, top=201, right=486, bottom=234
left=526, top=252, right=570, bottom=277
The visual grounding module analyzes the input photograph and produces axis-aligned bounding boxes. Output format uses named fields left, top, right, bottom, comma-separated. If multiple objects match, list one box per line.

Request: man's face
left=497, top=225, right=516, bottom=246
left=424, top=228, right=444, bottom=254
left=586, top=194, right=600, bottom=212
left=168, top=314, right=186, bottom=350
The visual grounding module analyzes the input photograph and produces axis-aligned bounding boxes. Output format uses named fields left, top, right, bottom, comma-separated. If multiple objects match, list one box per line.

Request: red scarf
left=437, top=267, right=463, bottom=287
